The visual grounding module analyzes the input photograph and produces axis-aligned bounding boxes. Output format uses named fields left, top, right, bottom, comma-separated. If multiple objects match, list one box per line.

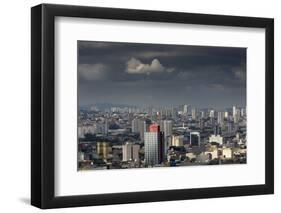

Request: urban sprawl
left=78, top=104, right=247, bottom=170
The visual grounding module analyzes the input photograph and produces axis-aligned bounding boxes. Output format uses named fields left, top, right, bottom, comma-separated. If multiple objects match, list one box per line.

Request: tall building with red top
left=144, top=124, right=164, bottom=166
left=149, top=123, right=160, bottom=132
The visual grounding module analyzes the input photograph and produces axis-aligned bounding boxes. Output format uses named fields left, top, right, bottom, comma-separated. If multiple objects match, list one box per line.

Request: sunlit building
left=171, top=135, right=184, bottom=146
left=96, top=142, right=110, bottom=159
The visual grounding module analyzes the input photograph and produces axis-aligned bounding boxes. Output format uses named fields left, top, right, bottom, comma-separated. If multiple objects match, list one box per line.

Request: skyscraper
left=144, top=124, right=164, bottom=166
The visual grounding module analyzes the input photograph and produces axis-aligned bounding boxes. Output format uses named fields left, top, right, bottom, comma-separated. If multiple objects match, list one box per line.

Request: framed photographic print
left=31, top=4, right=274, bottom=209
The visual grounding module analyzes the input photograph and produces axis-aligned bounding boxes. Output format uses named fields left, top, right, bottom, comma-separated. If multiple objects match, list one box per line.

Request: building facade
left=144, top=124, right=164, bottom=166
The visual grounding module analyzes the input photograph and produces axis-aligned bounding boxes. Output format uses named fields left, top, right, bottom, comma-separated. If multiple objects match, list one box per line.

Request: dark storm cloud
left=78, top=41, right=246, bottom=109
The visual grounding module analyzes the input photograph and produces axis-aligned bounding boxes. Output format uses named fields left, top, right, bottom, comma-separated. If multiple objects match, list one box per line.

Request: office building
left=144, top=124, right=164, bottom=166
left=190, top=131, right=200, bottom=146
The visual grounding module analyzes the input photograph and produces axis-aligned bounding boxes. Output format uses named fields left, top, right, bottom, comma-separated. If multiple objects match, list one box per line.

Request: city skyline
left=80, top=102, right=246, bottom=112
left=78, top=41, right=246, bottom=109
left=78, top=40, right=247, bottom=171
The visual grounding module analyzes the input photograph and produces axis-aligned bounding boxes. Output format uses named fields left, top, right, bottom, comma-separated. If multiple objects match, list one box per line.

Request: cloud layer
left=126, top=57, right=174, bottom=74
left=78, top=41, right=246, bottom=109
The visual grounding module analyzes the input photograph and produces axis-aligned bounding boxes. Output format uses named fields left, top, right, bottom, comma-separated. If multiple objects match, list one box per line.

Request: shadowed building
left=144, top=124, right=164, bottom=166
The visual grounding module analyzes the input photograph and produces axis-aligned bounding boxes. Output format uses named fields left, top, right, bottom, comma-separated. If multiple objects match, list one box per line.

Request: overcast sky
left=78, top=41, right=246, bottom=109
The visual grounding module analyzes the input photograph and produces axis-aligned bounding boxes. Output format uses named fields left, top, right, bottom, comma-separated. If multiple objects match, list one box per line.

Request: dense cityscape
left=78, top=104, right=247, bottom=170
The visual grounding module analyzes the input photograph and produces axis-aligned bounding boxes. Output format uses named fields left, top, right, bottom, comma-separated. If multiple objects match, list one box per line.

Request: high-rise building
left=235, top=108, right=241, bottom=123
left=200, top=111, right=205, bottom=118
left=183, top=104, right=189, bottom=115
left=132, top=144, right=140, bottom=161
left=209, top=110, right=215, bottom=118
left=96, top=142, right=110, bottom=159
left=241, top=108, right=246, bottom=117
left=224, top=111, right=229, bottom=119
left=144, top=124, right=164, bottom=166
left=190, top=132, right=200, bottom=146
left=94, top=122, right=108, bottom=134
left=122, top=142, right=140, bottom=162
left=191, top=108, right=198, bottom=120
left=131, top=118, right=139, bottom=133
left=217, top=111, right=225, bottom=124
left=213, top=124, right=222, bottom=135
left=199, top=118, right=205, bottom=130
left=232, top=106, right=236, bottom=117
left=131, top=118, right=147, bottom=141
left=171, top=135, right=184, bottom=146
left=227, top=121, right=234, bottom=134
left=160, top=120, right=173, bottom=152
left=171, top=106, right=178, bottom=119
left=233, top=106, right=240, bottom=123
left=160, top=120, right=172, bottom=137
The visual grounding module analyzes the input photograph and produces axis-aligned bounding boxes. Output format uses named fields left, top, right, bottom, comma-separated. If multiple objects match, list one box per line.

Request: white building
left=217, top=111, right=225, bottom=124
left=205, top=149, right=218, bottom=160
left=78, top=125, right=96, bottom=138
left=224, top=111, right=229, bottom=119
left=186, top=152, right=196, bottom=160
left=171, top=135, right=184, bottom=146
left=222, top=148, right=233, bottom=159
left=209, top=134, right=223, bottom=145
left=209, top=110, right=215, bottom=118
left=183, top=104, right=189, bottom=115
left=233, top=106, right=241, bottom=123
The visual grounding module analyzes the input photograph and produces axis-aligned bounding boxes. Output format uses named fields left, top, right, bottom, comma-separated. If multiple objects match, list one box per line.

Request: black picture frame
left=31, top=3, right=274, bottom=209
